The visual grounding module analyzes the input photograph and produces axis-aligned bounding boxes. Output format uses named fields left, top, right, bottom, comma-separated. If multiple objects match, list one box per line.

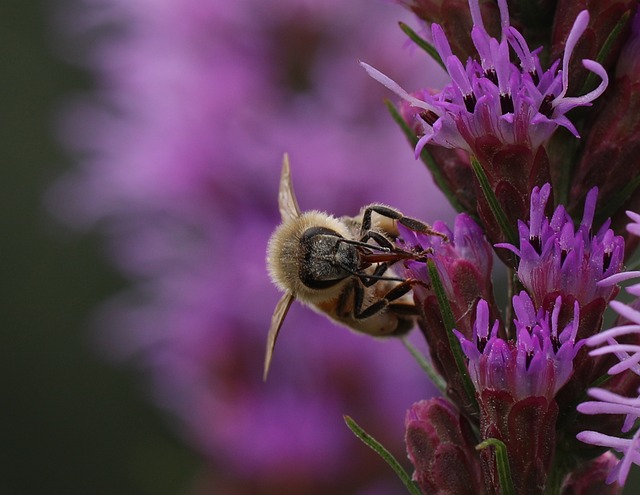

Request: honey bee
left=264, top=154, right=443, bottom=380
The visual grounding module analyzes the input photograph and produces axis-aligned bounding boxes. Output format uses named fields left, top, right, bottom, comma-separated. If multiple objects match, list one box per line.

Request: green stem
left=476, top=438, right=516, bottom=495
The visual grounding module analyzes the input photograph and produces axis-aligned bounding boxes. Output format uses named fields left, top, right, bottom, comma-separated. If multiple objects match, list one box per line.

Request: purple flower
left=361, top=0, right=608, bottom=156
left=400, top=212, right=495, bottom=336
left=457, top=295, right=582, bottom=400
left=453, top=295, right=581, bottom=493
left=496, top=184, right=624, bottom=311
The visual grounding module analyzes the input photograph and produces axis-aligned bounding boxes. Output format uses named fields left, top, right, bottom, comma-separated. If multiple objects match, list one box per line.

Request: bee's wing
left=278, top=153, right=301, bottom=222
left=263, top=291, right=295, bottom=381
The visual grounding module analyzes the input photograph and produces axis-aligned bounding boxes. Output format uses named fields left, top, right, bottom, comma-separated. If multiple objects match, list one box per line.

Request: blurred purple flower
left=51, top=0, right=452, bottom=493
left=570, top=210, right=640, bottom=486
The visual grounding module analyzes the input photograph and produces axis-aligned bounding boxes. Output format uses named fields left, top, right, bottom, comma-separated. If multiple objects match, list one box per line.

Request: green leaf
left=470, top=155, right=518, bottom=246
left=398, top=22, right=445, bottom=71
left=385, top=100, right=466, bottom=214
left=344, top=416, right=422, bottom=495
left=427, top=260, right=477, bottom=410
left=402, top=338, right=447, bottom=394
left=476, top=438, right=515, bottom=495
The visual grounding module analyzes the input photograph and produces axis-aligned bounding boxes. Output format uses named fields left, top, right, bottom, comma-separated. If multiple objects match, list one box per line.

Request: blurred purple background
left=49, top=1, right=455, bottom=492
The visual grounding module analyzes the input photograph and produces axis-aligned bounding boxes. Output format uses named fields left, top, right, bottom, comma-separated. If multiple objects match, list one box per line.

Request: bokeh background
left=3, top=1, right=640, bottom=494
left=3, top=2, right=199, bottom=493
left=4, top=0, right=449, bottom=493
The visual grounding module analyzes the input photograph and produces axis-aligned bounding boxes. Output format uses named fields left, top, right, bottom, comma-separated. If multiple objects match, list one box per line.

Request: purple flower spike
left=362, top=2, right=608, bottom=155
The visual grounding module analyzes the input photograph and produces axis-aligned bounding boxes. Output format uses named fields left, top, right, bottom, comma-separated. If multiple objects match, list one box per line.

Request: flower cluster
left=394, top=181, right=638, bottom=492
left=355, top=0, right=640, bottom=492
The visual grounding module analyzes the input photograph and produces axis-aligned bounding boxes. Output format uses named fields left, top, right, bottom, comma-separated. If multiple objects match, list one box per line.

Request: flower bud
left=405, top=398, right=483, bottom=495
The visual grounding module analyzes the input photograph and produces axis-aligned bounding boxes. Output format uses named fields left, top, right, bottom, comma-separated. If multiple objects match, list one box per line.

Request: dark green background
left=1, top=1, right=198, bottom=493
left=2, top=1, right=639, bottom=494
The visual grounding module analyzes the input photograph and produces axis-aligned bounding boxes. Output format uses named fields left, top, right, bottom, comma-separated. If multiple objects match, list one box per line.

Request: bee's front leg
left=352, top=278, right=423, bottom=319
left=360, top=204, right=447, bottom=240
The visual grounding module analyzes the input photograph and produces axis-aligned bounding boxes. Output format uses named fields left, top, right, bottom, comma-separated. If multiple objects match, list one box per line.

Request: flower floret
left=456, top=294, right=581, bottom=400
left=496, top=184, right=624, bottom=309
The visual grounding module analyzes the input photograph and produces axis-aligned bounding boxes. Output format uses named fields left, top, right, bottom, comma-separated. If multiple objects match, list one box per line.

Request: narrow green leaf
left=344, top=416, right=422, bottom=495
left=402, top=338, right=447, bottom=394
left=398, top=22, right=445, bottom=71
left=580, top=10, right=631, bottom=95
left=470, top=155, right=518, bottom=246
left=427, top=259, right=477, bottom=408
left=427, top=259, right=456, bottom=331
left=385, top=100, right=466, bottom=214
left=476, top=438, right=515, bottom=495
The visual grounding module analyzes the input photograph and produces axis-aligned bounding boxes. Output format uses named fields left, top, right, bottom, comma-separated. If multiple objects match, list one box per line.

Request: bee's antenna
left=338, top=264, right=406, bottom=283
left=335, top=237, right=391, bottom=252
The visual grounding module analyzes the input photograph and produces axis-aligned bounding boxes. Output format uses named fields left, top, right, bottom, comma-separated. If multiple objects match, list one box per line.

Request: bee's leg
left=360, top=204, right=446, bottom=239
left=353, top=279, right=422, bottom=319
left=359, top=230, right=394, bottom=250
left=358, top=262, right=389, bottom=287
